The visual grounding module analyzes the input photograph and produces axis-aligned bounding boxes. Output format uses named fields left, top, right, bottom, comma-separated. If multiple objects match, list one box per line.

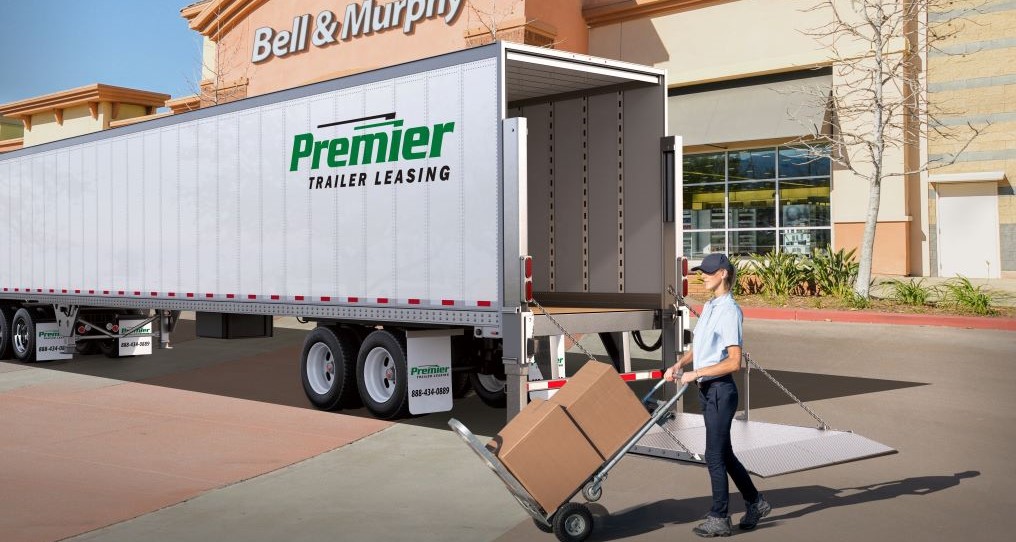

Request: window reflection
left=731, top=230, right=776, bottom=257
left=780, top=228, right=831, bottom=255
left=728, top=149, right=775, bottom=181
left=682, top=145, right=833, bottom=260
left=684, top=231, right=726, bottom=259
left=779, top=147, right=831, bottom=178
left=779, top=178, right=831, bottom=227
left=728, top=181, right=776, bottom=228
left=684, top=183, right=726, bottom=229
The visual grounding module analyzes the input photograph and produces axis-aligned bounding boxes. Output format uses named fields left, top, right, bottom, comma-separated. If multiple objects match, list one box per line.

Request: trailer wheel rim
left=306, top=343, right=336, bottom=395
left=564, top=514, right=587, bottom=536
left=475, top=373, right=505, bottom=393
left=13, top=319, right=29, bottom=356
left=364, top=346, right=397, bottom=403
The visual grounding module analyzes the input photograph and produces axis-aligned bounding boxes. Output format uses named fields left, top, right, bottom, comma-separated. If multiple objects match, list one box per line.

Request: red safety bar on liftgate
left=526, top=370, right=663, bottom=392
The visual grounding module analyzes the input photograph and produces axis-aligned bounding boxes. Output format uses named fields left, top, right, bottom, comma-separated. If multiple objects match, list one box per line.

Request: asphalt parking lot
left=1, top=317, right=1014, bottom=542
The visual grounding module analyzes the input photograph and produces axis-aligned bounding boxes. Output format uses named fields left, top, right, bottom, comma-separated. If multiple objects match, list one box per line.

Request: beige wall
left=22, top=102, right=156, bottom=147
left=23, top=104, right=105, bottom=147
left=588, top=0, right=851, bottom=85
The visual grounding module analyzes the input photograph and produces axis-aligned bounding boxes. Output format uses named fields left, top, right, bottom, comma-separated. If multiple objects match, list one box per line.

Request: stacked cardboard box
left=550, top=362, right=650, bottom=459
left=487, top=362, right=650, bottom=514
left=486, top=399, right=603, bottom=513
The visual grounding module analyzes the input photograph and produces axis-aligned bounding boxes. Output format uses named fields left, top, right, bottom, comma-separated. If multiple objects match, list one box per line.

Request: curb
left=691, top=305, right=1016, bottom=331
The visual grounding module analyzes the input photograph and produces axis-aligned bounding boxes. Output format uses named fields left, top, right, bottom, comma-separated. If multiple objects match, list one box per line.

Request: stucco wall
left=23, top=104, right=104, bottom=147
left=205, top=0, right=588, bottom=98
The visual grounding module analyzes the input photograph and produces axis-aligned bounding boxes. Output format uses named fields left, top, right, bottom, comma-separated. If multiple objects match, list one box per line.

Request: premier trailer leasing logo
left=291, top=112, right=455, bottom=190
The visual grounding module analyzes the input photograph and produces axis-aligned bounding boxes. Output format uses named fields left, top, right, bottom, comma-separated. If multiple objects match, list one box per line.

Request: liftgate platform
left=631, top=354, right=896, bottom=477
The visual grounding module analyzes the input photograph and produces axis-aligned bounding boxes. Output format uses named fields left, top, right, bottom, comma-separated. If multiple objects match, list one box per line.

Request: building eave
left=583, top=0, right=734, bottom=28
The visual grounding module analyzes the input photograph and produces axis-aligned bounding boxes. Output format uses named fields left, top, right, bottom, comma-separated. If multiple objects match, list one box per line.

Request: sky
left=0, top=0, right=200, bottom=105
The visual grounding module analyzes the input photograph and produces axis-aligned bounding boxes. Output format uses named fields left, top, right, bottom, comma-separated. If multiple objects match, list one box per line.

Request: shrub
left=941, top=276, right=996, bottom=315
left=887, top=278, right=936, bottom=306
left=808, top=248, right=859, bottom=298
left=730, top=255, right=760, bottom=296
left=753, top=251, right=808, bottom=298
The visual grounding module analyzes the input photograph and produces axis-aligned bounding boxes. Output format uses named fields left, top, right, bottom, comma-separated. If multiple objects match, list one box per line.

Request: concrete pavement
left=1, top=318, right=1013, bottom=542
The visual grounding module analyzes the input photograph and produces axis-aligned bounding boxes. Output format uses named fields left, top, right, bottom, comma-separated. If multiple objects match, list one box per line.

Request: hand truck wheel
left=581, top=482, right=602, bottom=502
left=552, top=502, right=593, bottom=542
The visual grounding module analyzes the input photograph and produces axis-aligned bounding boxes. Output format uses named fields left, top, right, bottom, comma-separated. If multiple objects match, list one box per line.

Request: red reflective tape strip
left=2, top=288, right=7, bottom=292
left=347, top=297, right=358, bottom=302
left=48, top=289, right=54, bottom=293
left=75, top=289, right=81, bottom=294
left=377, top=298, right=389, bottom=304
left=186, top=293, right=194, bottom=298
left=271, top=294, right=280, bottom=300
left=226, top=294, right=235, bottom=299
left=477, top=300, right=492, bottom=307
left=295, top=295, right=305, bottom=301
left=442, top=299, right=455, bottom=306
left=13, top=288, right=18, bottom=292
left=206, top=293, right=214, bottom=298
left=134, top=291, right=141, bottom=296
left=89, top=290, right=95, bottom=294
left=168, top=292, right=176, bottom=297
left=118, top=291, right=125, bottom=296
left=61, top=289, right=67, bottom=293
left=320, top=296, right=331, bottom=302
left=528, top=370, right=663, bottom=391
left=408, top=298, right=421, bottom=305
left=103, top=291, right=110, bottom=295
left=248, top=294, right=257, bottom=300
left=151, top=292, right=158, bottom=297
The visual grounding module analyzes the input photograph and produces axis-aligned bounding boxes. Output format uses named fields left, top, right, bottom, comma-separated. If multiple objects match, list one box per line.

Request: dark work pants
left=699, top=375, right=759, bottom=518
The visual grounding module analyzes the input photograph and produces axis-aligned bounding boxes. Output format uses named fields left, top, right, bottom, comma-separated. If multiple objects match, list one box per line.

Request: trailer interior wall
left=510, top=85, right=667, bottom=308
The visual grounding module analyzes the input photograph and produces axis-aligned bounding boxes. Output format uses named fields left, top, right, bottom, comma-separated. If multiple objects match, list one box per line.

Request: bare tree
left=466, top=0, right=560, bottom=48
left=791, top=0, right=987, bottom=298
left=184, top=5, right=251, bottom=108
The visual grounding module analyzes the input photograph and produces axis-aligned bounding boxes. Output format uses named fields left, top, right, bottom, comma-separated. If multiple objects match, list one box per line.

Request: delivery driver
left=664, top=252, right=771, bottom=537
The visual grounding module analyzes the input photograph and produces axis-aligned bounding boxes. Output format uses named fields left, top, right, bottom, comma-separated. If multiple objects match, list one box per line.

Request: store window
left=683, top=146, right=831, bottom=259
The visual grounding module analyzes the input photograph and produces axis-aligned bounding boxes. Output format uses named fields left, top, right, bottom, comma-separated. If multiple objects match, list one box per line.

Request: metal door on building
left=936, top=181, right=1001, bottom=278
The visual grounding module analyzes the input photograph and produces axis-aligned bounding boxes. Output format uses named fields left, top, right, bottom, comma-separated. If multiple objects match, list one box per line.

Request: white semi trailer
left=0, top=42, right=688, bottom=420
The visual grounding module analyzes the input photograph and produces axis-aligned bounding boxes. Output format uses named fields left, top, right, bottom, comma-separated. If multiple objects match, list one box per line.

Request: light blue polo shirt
left=692, top=292, right=743, bottom=383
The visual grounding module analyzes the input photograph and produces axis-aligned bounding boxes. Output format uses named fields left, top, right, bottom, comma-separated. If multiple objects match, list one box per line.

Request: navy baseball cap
left=691, top=253, right=734, bottom=274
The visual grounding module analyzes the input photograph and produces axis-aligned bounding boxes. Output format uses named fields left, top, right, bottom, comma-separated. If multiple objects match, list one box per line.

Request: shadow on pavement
left=587, top=471, right=980, bottom=541
left=2, top=321, right=926, bottom=438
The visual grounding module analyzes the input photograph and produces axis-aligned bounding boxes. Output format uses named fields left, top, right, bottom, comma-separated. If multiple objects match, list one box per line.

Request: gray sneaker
left=693, top=515, right=732, bottom=537
left=739, top=494, right=771, bottom=530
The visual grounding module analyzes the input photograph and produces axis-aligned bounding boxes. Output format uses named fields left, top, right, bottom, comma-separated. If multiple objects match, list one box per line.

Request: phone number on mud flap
left=121, top=341, right=150, bottom=348
left=411, top=387, right=450, bottom=398
left=37, top=346, right=66, bottom=353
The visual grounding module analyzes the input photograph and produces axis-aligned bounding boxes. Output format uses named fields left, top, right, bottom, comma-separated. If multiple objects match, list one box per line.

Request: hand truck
left=449, top=379, right=690, bottom=542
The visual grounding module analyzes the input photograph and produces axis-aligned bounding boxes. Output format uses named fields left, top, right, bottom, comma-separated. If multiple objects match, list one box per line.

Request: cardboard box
left=550, top=362, right=650, bottom=459
left=487, top=399, right=603, bottom=513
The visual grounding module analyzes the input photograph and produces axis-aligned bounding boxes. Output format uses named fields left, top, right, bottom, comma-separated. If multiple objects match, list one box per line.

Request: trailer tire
left=452, top=370, right=472, bottom=398
left=552, top=502, right=594, bottom=542
left=0, top=305, right=15, bottom=360
left=10, top=308, right=38, bottom=362
left=301, top=326, right=358, bottom=411
left=356, top=329, right=410, bottom=420
left=469, top=371, right=507, bottom=408
left=97, top=339, right=120, bottom=358
left=75, top=341, right=101, bottom=356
